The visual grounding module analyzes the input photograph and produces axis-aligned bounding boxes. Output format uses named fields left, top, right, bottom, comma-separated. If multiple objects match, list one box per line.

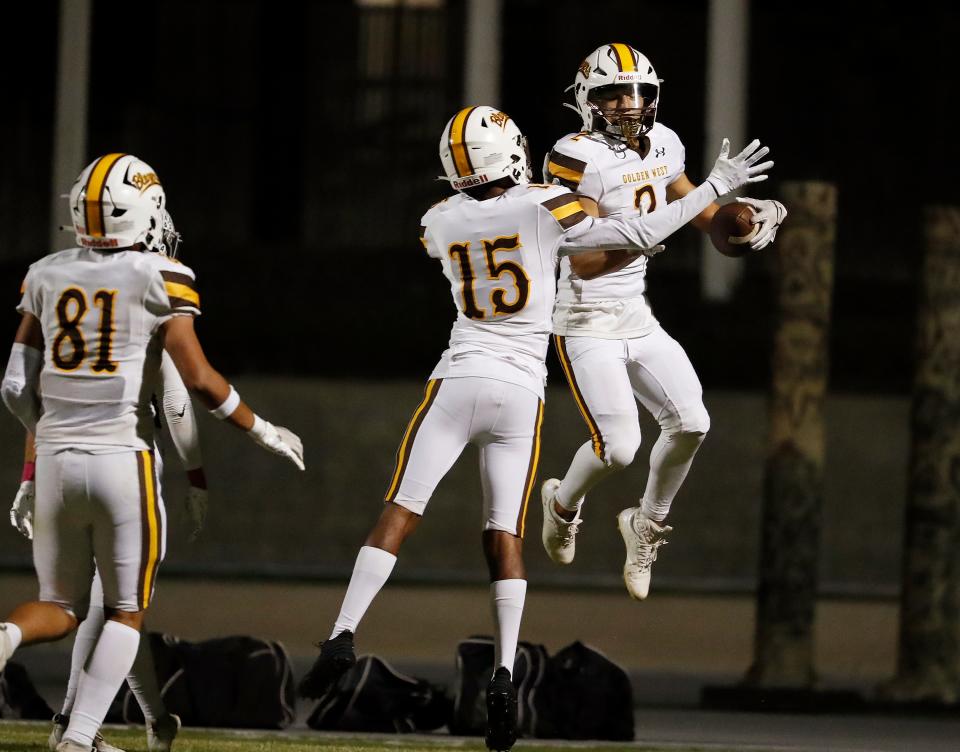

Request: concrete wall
left=0, top=378, right=909, bottom=595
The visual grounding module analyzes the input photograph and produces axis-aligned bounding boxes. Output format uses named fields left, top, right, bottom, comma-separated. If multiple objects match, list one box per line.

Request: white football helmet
left=69, top=153, right=166, bottom=250
left=439, top=106, right=532, bottom=192
left=569, top=43, right=661, bottom=140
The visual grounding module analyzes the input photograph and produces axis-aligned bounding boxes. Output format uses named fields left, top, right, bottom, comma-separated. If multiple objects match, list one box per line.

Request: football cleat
left=297, top=630, right=356, bottom=699
left=617, top=507, right=672, bottom=600
left=49, top=713, right=126, bottom=752
left=485, top=666, right=518, bottom=752
left=540, top=478, right=581, bottom=565
left=56, top=741, right=95, bottom=752
left=146, top=713, right=180, bottom=752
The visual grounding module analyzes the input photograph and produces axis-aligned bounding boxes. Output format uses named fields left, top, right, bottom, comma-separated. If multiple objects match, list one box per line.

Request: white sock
left=1, top=621, right=23, bottom=651
left=557, top=441, right=617, bottom=511
left=640, top=430, right=705, bottom=522
left=490, top=579, right=527, bottom=674
left=64, top=620, right=140, bottom=748
left=126, top=628, right=166, bottom=723
left=331, top=546, right=397, bottom=638
left=61, top=606, right=104, bottom=715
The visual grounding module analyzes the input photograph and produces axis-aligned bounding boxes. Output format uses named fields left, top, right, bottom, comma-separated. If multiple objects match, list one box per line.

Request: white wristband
left=210, top=385, right=240, bottom=419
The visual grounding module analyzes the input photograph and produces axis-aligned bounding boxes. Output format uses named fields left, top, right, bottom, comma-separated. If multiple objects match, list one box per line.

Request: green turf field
left=0, top=721, right=747, bottom=752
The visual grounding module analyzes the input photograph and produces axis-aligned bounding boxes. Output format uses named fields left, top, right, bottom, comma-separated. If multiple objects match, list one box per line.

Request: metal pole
left=700, top=0, right=750, bottom=301
left=49, top=0, right=92, bottom=251
left=463, top=0, right=501, bottom=107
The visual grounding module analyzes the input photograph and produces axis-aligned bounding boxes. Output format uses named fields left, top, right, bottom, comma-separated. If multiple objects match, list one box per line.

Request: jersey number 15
left=448, top=234, right=530, bottom=320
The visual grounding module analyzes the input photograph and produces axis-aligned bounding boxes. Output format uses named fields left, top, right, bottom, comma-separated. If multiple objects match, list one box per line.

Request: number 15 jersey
left=420, top=184, right=593, bottom=400
left=17, top=247, right=200, bottom=454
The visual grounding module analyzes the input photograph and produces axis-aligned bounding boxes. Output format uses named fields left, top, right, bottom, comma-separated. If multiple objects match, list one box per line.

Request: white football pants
left=33, top=449, right=167, bottom=615
left=385, top=377, right=543, bottom=536
left=554, top=326, right=709, bottom=518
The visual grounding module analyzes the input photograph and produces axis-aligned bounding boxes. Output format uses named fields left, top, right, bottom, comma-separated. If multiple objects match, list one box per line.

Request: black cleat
left=485, top=666, right=518, bottom=751
left=297, top=630, right=356, bottom=699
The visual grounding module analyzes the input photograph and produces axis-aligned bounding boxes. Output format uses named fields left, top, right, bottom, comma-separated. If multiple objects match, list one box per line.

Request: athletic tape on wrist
left=210, top=385, right=240, bottom=419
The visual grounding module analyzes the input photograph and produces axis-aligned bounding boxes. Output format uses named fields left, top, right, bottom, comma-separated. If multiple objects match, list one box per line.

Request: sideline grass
left=0, top=721, right=749, bottom=752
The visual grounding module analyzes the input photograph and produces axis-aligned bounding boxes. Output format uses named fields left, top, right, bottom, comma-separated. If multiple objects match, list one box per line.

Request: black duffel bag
left=107, top=632, right=296, bottom=729
left=306, top=653, right=451, bottom=733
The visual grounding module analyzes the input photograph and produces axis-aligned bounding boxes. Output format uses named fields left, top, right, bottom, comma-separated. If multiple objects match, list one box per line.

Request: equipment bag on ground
left=535, top=640, right=634, bottom=741
left=107, top=633, right=295, bottom=729
left=449, top=635, right=548, bottom=738
left=0, top=661, right=54, bottom=720
left=306, top=654, right=451, bottom=733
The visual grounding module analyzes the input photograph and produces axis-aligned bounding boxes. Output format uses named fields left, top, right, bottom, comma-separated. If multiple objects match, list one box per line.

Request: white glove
left=10, top=480, right=35, bottom=540
left=644, top=244, right=666, bottom=258
left=248, top=416, right=305, bottom=470
left=184, top=486, right=208, bottom=542
left=705, top=138, right=774, bottom=196
left=736, top=197, right=788, bottom=250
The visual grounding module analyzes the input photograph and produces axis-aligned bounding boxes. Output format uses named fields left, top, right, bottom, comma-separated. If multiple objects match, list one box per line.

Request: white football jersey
left=17, top=247, right=200, bottom=454
left=545, top=122, right=686, bottom=337
left=420, top=184, right=594, bottom=398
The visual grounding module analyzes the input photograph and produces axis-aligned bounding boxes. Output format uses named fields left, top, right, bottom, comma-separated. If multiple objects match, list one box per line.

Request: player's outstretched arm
left=1, top=314, right=43, bottom=435
left=157, top=351, right=209, bottom=539
left=161, top=316, right=304, bottom=470
left=559, top=138, right=774, bottom=257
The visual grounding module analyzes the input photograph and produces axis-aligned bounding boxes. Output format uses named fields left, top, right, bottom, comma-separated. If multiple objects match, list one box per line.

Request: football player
left=8, top=211, right=202, bottom=752
left=297, top=106, right=770, bottom=752
left=0, top=154, right=303, bottom=752
left=541, top=43, right=786, bottom=600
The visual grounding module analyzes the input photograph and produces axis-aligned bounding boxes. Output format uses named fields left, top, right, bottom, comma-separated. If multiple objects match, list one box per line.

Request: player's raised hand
left=706, top=138, right=774, bottom=196
left=248, top=417, right=305, bottom=471
left=10, top=480, right=35, bottom=540
left=736, top=197, right=788, bottom=250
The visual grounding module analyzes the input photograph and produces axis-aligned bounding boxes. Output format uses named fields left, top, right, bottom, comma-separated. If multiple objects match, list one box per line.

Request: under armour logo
left=655, top=147, right=666, bottom=158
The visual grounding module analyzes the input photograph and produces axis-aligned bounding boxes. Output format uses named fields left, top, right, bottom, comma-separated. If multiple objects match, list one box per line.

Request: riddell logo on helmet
left=131, top=172, right=161, bottom=193
left=452, top=174, right=490, bottom=190
left=615, top=72, right=644, bottom=83
left=81, top=236, right=120, bottom=248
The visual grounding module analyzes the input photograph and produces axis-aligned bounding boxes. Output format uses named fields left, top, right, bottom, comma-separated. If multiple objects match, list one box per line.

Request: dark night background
left=2, top=1, right=958, bottom=394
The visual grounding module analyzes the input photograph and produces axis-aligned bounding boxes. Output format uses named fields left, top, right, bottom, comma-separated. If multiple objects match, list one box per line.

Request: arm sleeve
left=557, top=181, right=719, bottom=256
left=544, top=145, right=603, bottom=201
left=158, top=351, right=203, bottom=471
left=2, top=343, right=43, bottom=434
left=16, top=267, right=40, bottom=318
left=145, top=260, right=201, bottom=330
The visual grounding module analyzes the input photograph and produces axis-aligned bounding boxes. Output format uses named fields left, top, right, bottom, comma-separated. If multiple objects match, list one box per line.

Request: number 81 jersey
left=419, top=184, right=587, bottom=399
left=17, top=246, right=200, bottom=453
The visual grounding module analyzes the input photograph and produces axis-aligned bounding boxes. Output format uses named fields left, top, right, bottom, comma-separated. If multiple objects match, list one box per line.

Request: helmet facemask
left=587, top=82, right=659, bottom=140
left=158, top=210, right=182, bottom=258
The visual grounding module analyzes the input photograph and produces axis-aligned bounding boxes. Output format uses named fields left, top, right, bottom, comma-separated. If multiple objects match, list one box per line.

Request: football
left=709, top=202, right=759, bottom=257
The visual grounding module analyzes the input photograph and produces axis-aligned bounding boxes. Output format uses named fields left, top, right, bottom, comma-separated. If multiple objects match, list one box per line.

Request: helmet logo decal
left=131, top=172, right=161, bottom=194
left=488, top=111, right=510, bottom=128
left=83, top=153, right=126, bottom=238
left=578, top=59, right=591, bottom=78
left=448, top=106, right=477, bottom=177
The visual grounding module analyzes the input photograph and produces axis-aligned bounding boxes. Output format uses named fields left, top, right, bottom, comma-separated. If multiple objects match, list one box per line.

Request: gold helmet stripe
left=611, top=43, right=636, bottom=73
left=84, top=153, right=126, bottom=237
left=449, top=106, right=477, bottom=178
